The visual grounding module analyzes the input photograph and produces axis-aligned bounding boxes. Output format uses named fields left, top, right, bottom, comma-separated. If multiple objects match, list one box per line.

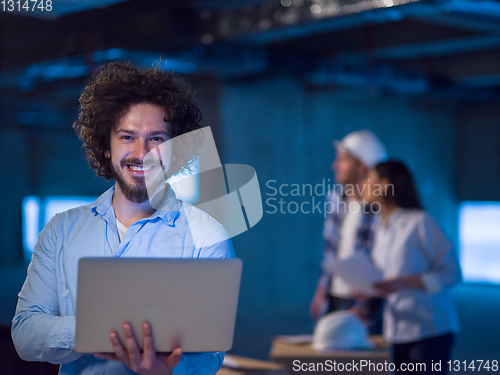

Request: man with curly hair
left=12, top=62, right=235, bottom=375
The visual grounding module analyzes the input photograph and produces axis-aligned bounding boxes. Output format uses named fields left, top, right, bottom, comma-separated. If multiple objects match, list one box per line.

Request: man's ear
left=358, top=163, right=369, bottom=180
left=104, top=150, right=110, bottom=158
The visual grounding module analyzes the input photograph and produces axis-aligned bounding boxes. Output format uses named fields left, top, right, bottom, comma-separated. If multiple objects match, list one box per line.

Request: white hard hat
left=312, top=311, right=373, bottom=351
left=333, top=130, right=387, bottom=168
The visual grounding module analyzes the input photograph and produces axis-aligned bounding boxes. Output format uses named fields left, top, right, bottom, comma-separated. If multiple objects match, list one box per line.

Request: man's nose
left=132, top=140, right=150, bottom=161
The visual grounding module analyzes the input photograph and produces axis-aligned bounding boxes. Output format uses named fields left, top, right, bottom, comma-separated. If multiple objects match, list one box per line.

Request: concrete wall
left=457, top=102, right=500, bottom=201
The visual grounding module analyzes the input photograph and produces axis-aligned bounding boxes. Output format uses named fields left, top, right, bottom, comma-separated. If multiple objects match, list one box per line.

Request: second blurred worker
left=364, top=161, right=461, bottom=375
left=310, top=130, right=387, bottom=333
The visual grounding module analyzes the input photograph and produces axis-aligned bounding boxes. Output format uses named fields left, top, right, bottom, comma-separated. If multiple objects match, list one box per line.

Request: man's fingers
left=163, top=348, right=183, bottom=368
left=103, top=322, right=183, bottom=372
left=123, top=323, right=142, bottom=369
left=373, top=281, right=395, bottom=293
left=373, top=283, right=389, bottom=293
left=109, top=331, right=130, bottom=367
left=142, top=321, right=157, bottom=365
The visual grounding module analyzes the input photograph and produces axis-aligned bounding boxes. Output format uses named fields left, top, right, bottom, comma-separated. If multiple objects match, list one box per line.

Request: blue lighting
left=459, top=201, right=500, bottom=284
left=22, top=196, right=40, bottom=262
left=22, top=196, right=98, bottom=262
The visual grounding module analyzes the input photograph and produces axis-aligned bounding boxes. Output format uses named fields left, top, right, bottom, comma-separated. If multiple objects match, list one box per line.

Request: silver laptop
left=75, top=257, right=242, bottom=353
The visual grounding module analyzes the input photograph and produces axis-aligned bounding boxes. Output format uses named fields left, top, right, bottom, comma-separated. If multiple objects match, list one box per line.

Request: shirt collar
left=90, top=186, right=115, bottom=218
left=148, top=185, right=181, bottom=225
left=90, top=185, right=181, bottom=226
left=382, top=207, right=403, bottom=228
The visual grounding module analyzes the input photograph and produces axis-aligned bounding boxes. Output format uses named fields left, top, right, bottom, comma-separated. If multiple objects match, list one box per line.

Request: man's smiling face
left=106, top=103, right=171, bottom=203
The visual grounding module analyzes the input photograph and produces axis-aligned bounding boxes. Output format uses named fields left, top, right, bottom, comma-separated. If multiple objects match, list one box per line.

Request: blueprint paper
left=330, top=253, right=384, bottom=296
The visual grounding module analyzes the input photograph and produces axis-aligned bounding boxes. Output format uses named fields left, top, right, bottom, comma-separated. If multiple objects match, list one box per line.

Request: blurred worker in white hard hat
left=310, top=129, right=387, bottom=334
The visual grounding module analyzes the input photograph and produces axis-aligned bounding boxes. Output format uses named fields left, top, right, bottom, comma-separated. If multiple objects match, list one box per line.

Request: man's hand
left=350, top=288, right=370, bottom=301
left=373, top=275, right=424, bottom=294
left=94, top=321, right=183, bottom=375
left=310, top=285, right=326, bottom=319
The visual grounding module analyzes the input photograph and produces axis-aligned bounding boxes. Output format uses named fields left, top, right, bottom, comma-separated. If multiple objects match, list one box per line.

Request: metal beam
left=336, top=34, right=500, bottom=61
left=213, top=0, right=500, bottom=45
left=227, top=1, right=428, bottom=44
left=0, top=46, right=268, bottom=91
left=303, top=62, right=500, bottom=99
left=304, top=60, right=430, bottom=94
left=458, top=74, right=500, bottom=88
left=0, top=1, right=200, bottom=70
left=413, top=13, right=500, bottom=33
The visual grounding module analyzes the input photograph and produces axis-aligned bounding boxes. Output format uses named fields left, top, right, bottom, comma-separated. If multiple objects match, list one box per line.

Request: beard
left=112, top=158, right=150, bottom=204
left=112, top=157, right=169, bottom=204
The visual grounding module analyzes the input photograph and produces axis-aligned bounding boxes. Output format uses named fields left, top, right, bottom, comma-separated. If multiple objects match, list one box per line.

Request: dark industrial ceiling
left=2, top=0, right=500, bottom=127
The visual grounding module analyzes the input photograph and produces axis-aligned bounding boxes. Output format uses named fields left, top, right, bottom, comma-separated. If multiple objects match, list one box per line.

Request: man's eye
left=151, top=137, right=163, bottom=142
left=121, top=136, right=132, bottom=140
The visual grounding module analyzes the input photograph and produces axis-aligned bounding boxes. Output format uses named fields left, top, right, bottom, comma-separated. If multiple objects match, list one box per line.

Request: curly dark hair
left=73, top=61, right=203, bottom=180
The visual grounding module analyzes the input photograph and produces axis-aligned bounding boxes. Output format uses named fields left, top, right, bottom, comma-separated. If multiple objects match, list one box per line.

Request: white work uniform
left=371, top=208, right=461, bottom=344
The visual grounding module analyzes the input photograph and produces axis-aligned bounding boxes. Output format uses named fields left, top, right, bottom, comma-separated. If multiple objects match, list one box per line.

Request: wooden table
left=217, top=354, right=287, bottom=375
left=269, top=335, right=390, bottom=375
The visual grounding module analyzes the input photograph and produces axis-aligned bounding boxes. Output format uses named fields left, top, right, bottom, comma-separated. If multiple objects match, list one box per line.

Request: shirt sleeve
left=199, top=226, right=235, bottom=259
left=11, top=215, right=82, bottom=365
left=173, top=352, right=224, bottom=375
left=318, top=193, right=338, bottom=289
left=418, top=213, right=462, bottom=294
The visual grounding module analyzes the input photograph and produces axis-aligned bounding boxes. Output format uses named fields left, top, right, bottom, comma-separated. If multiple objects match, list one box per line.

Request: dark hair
left=374, top=160, right=423, bottom=210
left=73, top=62, right=202, bottom=180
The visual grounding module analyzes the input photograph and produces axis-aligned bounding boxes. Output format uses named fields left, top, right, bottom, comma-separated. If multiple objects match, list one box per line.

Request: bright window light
left=23, top=196, right=97, bottom=261
left=44, top=197, right=97, bottom=225
left=22, top=196, right=41, bottom=261
left=459, top=202, right=500, bottom=283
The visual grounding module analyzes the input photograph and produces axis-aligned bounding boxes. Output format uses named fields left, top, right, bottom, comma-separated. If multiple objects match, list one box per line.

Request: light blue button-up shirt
left=12, top=186, right=235, bottom=375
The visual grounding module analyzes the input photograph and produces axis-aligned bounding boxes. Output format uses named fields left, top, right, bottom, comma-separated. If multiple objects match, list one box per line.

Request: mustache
left=121, top=158, right=143, bottom=167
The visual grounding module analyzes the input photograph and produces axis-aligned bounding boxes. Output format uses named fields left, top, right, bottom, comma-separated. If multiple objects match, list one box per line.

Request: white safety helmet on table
left=312, top=311, right=373, bottom=351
